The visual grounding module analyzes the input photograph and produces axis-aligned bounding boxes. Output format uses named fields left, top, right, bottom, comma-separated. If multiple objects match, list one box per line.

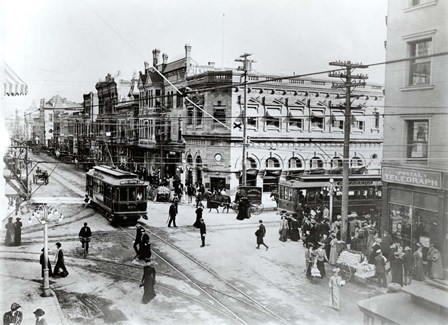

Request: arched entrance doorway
left=196, top=155, right=203, bottom=184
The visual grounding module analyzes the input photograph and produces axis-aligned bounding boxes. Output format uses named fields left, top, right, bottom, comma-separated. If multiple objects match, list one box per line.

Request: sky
left=1, top=0, right=388, bottom=118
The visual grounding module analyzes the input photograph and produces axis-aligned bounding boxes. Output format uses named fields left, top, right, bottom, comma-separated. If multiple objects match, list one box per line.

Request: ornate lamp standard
left=321, top=179, right=342, bottom=221
left=30, top=204, right=63, bottom=297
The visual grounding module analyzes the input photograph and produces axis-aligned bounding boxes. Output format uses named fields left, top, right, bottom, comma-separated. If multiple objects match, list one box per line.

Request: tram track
left=119, top=225, right=292, bottom=325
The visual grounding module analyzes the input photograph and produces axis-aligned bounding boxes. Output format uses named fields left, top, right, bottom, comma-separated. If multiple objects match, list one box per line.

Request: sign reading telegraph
left=382, top=166, right=441, bottom=189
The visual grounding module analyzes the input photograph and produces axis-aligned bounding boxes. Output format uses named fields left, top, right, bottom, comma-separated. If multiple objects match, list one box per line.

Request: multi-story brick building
left=381, top=0, right=448, bottom=271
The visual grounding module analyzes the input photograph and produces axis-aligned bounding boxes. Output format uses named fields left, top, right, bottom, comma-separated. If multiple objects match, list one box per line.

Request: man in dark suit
left=54, top=242, right=69, bottom=277
left=168, top=203, right=177, bottom=227
left=199, top=218, right=206, bottom=247
left=40, top=248, right=52, bottom=278
left=374, top=249, right=387, bottom=288
left=78, top=222, right=92, bottom=254
left=199, top=218, right=207, bottom=247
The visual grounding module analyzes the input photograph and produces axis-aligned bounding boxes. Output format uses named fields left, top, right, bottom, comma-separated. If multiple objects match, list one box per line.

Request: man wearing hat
left=14, top=217, right=23, bottom=246
left=3, top=303, right=23, bottom=325
left=402, top=246, right=414, bottom=285
left=53, top=242, right=69, bottom=277
left=316, top=242, right=329, bottom=278
left=33, top=308, right=47, bottom=325
left=39, top=248, right=53, bottom=278
left=374, top=249, right=387, bottom=288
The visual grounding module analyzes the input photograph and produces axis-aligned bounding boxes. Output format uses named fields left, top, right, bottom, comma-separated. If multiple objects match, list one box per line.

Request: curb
left=50, top=289, right=68, bottom=325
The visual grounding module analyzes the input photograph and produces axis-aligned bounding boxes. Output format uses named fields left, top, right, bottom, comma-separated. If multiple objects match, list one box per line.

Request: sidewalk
left=0, top=258, right=67, bottom=325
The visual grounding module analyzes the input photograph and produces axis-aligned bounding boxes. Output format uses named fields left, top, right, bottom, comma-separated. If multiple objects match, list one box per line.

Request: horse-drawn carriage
left=204, top=186, right=264, bottom=215
left=33, top=168, right=49, bottom=185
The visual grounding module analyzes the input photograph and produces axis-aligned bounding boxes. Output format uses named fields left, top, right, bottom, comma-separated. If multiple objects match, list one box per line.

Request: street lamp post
left=30, top=204, right=64, bottom=297
left=322, top=179, right=341, bottom=222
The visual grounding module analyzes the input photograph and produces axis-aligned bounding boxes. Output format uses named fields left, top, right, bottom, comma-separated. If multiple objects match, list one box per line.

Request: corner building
left=381, top=0, right=448, bottom=272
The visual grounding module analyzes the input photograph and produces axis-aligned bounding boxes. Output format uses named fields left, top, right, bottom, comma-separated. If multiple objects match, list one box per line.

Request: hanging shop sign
left=382, top=166, right=441, bottom=190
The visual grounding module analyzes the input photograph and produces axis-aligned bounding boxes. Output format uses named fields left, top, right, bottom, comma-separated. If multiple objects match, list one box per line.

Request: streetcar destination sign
left=382, top=166, right=441, bottom=189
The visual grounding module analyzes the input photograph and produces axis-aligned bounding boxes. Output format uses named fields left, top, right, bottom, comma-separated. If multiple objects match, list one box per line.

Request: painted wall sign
left=382, top=166, right=441, bottom=189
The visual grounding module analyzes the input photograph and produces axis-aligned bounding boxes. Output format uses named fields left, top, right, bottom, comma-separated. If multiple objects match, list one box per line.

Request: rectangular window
left=213, top=108, right=226, bottom=124
left=187, top=106, right=194, bottom=125
left=247, top=117, right=258, bottom=129
left=407, top=120, right=429, bottom=163
left=288, top=109, right=304, bottom=130
left=196, top=107, right=203, bottom=125
left=266, top=108, right=282, bottom=130
left=409, top=39, right=431, bottom=86
left=311, top=117, right=324, bottom=129
left=155, top=89, right=161, bottom=107
left=353, top=120, right=365, bottom=131
left=176, top=95, right=182, bottom=108
left=374, top=112, right=380, bottom=129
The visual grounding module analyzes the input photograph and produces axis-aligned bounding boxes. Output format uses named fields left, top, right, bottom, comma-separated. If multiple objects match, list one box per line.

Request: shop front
left=382, top=166, right=447, bottom=273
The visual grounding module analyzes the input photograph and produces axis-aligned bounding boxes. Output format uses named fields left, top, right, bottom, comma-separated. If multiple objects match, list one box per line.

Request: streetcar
left=278, top=174, right=382, bottom=219
left=86, top=165, right=149, bottom=225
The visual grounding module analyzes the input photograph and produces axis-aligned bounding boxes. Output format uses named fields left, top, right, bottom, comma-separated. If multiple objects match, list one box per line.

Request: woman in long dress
left=4, top=217, right=15, bottom=245
left=289, top=217, right=300, bottom=241
left=279, top=216, right=288, bottom=242
left=413, top=244, right=425, bottom=281
left=329, top=268, right=345, bottom=310
left=140, top=259, right=156, bottom=304
left=329, top=234, right=338, bottom=265
left=193, top=203, right=203, bottom=228
left=236, top=197, right=250, bottom=220
left=430, top=247, right=444, bottom=279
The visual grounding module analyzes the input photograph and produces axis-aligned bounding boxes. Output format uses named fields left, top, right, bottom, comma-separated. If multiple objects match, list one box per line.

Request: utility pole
left=235, top=53, right=255, bottom=186
left=328, top=60, right=368, bottom=242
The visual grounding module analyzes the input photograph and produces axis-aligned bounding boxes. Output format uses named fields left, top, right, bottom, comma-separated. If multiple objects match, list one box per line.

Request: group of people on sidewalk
left=4, top=217, right=23, bottom=246
left=3, top=302, right=48, bottom=325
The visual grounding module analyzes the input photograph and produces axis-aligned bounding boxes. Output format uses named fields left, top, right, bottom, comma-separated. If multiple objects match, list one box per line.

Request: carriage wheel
left=339, top=262, right=352, bottom=282
left=251, top=204, right=264, bottom=215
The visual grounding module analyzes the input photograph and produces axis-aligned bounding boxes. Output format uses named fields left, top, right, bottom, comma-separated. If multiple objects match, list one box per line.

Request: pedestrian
left=389, top=251, right=404, bottom=286
left=374, top=249, right=387, bottom=288
left=322, top=233, right=331, bottom=260
left=133, top=226, right=144, bottom=258
left=172, top=195, right=179, bottom=213
left=187, top=183, right=195, bottom=204
left=381, top=230, right=393, bottom=257
left=53, top=242, right=69, bottom=277
left=139, top=232, right=151, bottom=260
left=14, top=218, right=22, bottom=246
left=429, top=245, right=444, bottom=279
left=168, top=202, right=177, bottom=227
left=316, top=242, right=329, bottom=278
left=402, top=246, right=414, bottom=285
left=199, top=218, right=206, bottom=247
left=368, top=237, right=382, bottom=264
left=255, top=220, right=269, bottom=250
left=329, top=268, right=345, bottom=310
left=413, top=243, right=425, bottom=281
left=236, top=196, right=251, bottom=220
left=193, top=203, right=203, bottom=228
left=83, top=194, right=91, bottom=208
left=78, top=222, right=92, bottom=254
left=426, top=244, right=436, bottom=277
left=305, top=243, right=315, bottom=278
left=329, top=233, right=338, bottom=265
left=289, top=217, right=300, bottom=242
left=3, top=302, right=23, bottom=325
left=39, top=248, right=53, bottom=278
left=270, top=189, right=279, bottom=209
left=140, top=259, right=156, bottom=304
left=278, top=216, right=288, bottom=242
left=4, top=217, right=15, bottom=246
left=33, top=308, right=47, bottom=325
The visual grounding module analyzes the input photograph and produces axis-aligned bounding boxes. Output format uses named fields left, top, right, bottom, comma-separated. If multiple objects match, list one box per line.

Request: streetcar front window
left=129, top=188, right=136, bottom=201
left=119, top=188, right=128, bottom=201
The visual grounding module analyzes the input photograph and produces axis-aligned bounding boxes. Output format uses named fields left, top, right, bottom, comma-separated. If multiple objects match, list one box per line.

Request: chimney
left=144, top=61, right=150, bottom=70
left=185, top=44, right=192, bottom=58
left=162, top=53, right=168, bottom=65
left=152, top=48, right=160, bottom=67
left=208, top=62, right=215, bottom=67
left=40, top=98, right=45, bottom=108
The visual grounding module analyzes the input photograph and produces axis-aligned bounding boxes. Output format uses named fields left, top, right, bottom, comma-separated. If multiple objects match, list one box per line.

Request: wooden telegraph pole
left=328, top=60, right=368, bottom=242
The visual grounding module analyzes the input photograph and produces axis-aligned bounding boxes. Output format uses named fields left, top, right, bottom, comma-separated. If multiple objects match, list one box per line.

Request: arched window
left=350, top=156, right=364, bottom=167
left=265, top=157, right=280, bottom=169
left=331, top=157, right=343, bottom=169
left=310, top=156, right=324, bottom=169
left=187, top=154, right=193, bottom=165
left=288, top=157, right=303, bottom=169
left=246, top=157, right=257, bottom=169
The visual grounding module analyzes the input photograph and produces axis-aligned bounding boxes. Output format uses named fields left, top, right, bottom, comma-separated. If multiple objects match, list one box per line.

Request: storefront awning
left=3, top=63, right=28, bottom=96
left=311, top=110, right=325, bottom=118
left=266, top=108, right=283, bottom=118
left=352, top=112, right=366, bottom=121
left=264, top=169, right=282, bottom=177
left=289, top=109, right=303, bottom=118
left=331, top=110, right=345, bottom=121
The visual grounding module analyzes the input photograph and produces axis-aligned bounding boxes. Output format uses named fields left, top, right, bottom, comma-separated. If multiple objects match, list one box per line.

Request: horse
left=204, top=192, right=231, bottom=213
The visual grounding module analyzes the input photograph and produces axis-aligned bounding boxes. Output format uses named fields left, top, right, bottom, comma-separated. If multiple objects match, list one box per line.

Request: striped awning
left=3, top=63, right=28, bottom=96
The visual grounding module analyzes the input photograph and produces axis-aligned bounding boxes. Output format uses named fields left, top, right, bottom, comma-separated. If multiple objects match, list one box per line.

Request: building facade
left=181, top=70, right=384, bottom=201
left=381, top=0, right=448, bottom=271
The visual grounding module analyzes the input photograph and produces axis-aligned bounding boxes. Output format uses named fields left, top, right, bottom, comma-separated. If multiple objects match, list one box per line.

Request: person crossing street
left=78, top=222, right=92, bottom=255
